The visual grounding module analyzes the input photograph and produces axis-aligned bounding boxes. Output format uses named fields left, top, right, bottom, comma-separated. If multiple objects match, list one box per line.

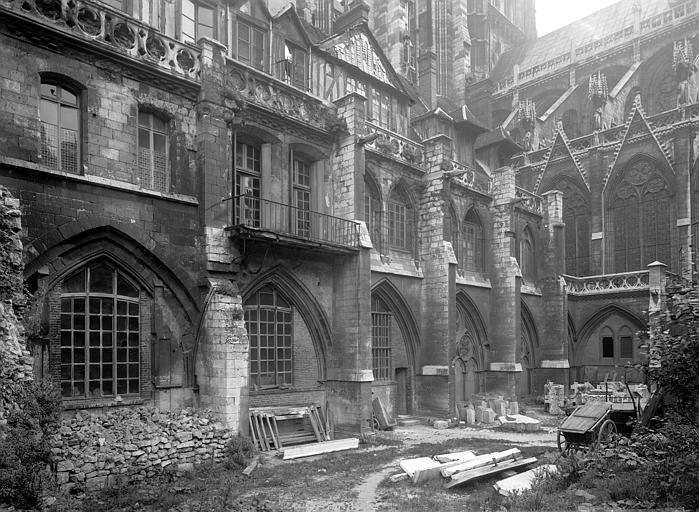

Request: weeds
left=223, top=434, right=257, bottom=469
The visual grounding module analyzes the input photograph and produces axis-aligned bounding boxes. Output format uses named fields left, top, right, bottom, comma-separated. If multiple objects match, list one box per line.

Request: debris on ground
left=497, top=413, right=542, bottom=432
left=372, top=396, right=397, bottom=430
left=249, top=404, right=330, bottom=452
left=395, top=447, right=539, bottom=488
left=493, top=464, right=558, bottom=496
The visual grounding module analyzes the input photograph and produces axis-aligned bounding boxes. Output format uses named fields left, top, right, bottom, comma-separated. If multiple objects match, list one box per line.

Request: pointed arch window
left=605, top=160, right=673, bottom=272
left=387, top=186, right=413, bottom=251
left=371, top=296, right=392, bottom=381
left=556, top=180, right=590, bottom=276
left=59, top=261, right=141, bottom=399
left=463, top=209, right=484, bottom=272
left=519, top=226, right=535, bottom=279
left=244, top=286, right=293, bottom=388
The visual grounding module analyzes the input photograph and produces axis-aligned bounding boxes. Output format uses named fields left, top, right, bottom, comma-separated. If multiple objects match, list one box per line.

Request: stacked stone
left=50, top=407, right=232, bottom=492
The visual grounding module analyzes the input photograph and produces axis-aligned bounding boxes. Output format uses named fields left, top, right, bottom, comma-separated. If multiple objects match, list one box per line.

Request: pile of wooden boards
left=249, top=404, right=329, bottom=452
left=392, top=447, right=538, bottom=489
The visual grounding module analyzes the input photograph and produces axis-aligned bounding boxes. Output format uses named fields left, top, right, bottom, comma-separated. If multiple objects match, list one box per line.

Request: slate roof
left=490, top=0, right=671, bottom=83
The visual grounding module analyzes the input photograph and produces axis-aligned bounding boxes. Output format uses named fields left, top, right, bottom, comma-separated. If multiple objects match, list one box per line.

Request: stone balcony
left=515, top=186, right=544, bottom=216
left=228, top=195, right=360, bottom=253
left=363, top=121, right=425, bottom=168
left=0, top=0, right=201, bottom=83
left=226, top=58, right=342, bottom=135
left=446, top=160, right=493, bottom=196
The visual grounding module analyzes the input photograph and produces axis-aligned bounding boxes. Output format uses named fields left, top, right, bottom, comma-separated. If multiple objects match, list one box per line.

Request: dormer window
left=237, top=19, right=266, bottom=71
left=181, top=0, right=215, bottom=44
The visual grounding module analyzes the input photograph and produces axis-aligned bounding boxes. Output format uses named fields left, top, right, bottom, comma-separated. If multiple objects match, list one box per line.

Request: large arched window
left=519, top=226, right=535, bottom=279
left=371, top=296, right=392, bottom=381
left=555, top=179, right=590, bottom=276
left=463, top=209, right=484, bottom=272
left=387, top=186, right=414, bottom=252
left=59, top=261, right=141, bottom=399
left=244, top=286, right=293, bottom=388
left=40, top=78, right=81, bottom=173
left=605, top=160, right=673, bottom=272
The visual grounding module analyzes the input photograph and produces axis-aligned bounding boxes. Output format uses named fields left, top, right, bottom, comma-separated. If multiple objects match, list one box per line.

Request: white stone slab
left=494, top=464, right=558, bottom=496
left=399, top=457, right=442, bottom=477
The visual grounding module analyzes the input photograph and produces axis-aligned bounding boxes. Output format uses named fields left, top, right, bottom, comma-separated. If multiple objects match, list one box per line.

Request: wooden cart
left=557, top=401, right=617, bottom=453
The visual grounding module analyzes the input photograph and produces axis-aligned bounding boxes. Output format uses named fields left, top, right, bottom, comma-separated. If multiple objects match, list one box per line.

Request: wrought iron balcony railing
left=1, top=0, right=201, bottom=82
left=229, top=195, right=360, bottom=250
left=563, top=271, right=650, bottom=295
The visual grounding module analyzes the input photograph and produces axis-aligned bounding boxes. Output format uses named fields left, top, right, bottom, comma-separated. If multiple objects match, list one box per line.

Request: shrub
left=223, top=434, right=257, bottom=469
left=0, top=379, right=62, bottom=508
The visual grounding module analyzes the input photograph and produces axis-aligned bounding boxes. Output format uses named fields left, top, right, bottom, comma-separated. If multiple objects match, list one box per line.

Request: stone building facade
left=1, top=0, right=698, bottom=437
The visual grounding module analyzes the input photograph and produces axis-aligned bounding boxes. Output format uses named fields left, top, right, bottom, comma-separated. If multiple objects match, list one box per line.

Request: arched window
left=59, top=261, right=141, bottom=399
left=561, top=109, right=579, bottom=139
left=519, top=226, right=535, bottom=279
left=600, top=326, right=615, bottom=360
left=556, top=179, right=590, bottom=276
left=605, top=160, right=673, bottom=272
left=387, top=186, right=413, bottom=252
left=371, top=296, right=392, bottom=381
left=463, top=209, right=484, bottom=272
left=244, top=286, right=292, bottom=387
left=40, top=79, right=80, bottom=173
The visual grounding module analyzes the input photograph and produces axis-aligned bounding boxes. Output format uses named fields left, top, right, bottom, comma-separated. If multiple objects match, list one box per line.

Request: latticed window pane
left=235, top=141, right=261, bottom=227
left=371, top=298, right=392, bottom=381
left=388, top=200, right=406, bottom=248
left=60, top=262, right=140, bottom=399
left=244, top=287, right=293, bottom=388
left=293, top=159, right=311, bottom=237
left=138, top=112, right=169, bottom=192
left=40, top=82, right=80, bottom=173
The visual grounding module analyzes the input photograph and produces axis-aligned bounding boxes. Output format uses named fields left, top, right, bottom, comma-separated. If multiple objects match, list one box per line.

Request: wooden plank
left=255, top=413, right=269, bottom=451
left=307, top=408, right=323, bottom=442
left=442, top=449, right=521, bottom=478
left=282, top=438, right=359, bottom=460
left=390, top=473, right=409, bottom=483
left=435, top=450, right=477, bottom=463
left=311, top=405, right=329, bottom=441
left=372, top=397, right=397, bottom=429
left=445, top=457, right=538, bottom=489
left=271, top=416, right=283, bottom=449
left=248, top=414, right=258, bottom=449
left=264, top=414, right=278, bottom=450
left=242, top=455, right=260, bottom=476
left=251, top=413, right=263, bottom=450
left=559, top=402, right=611, bottom=432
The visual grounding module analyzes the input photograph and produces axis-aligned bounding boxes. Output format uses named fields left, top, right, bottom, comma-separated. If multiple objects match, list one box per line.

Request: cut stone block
left=399, top=457, right=442, bottom=477
left=497, top=414, right=541, bottom=432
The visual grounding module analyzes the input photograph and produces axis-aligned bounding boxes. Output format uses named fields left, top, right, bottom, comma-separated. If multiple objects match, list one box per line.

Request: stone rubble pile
left=49, top=407, right=232, bottom=492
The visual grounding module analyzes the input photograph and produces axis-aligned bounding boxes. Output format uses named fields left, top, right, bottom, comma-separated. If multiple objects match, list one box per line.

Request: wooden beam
left=442, top=448, right=521, bottom=478
left=445, top=457, right=538, bottom=489
left=282, top=438, right=359, bottom=460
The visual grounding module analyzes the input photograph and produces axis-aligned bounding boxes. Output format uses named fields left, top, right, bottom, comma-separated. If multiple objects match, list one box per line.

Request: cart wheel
left=557, top=431, right=569, bottom=455
left=597, top=419, right=617, bottom=447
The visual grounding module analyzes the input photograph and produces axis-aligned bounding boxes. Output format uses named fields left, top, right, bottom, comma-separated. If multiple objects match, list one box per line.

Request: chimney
left=334, top=0, right=370, bottom=34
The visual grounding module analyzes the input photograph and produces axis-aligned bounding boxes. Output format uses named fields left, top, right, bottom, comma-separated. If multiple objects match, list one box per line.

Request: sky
left=536, top=0, right=621, bottom=35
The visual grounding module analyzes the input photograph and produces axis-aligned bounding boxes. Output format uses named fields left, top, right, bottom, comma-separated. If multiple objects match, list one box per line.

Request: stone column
left=588, top=144, right=607, bottom=274
left=325, top=92, right=373, bottom=433
left=486, top=166, right=521, bottom=398
left=195, top=279, right=249, bottom=433
left=535, top=190, right=570, bottom=394
left=417, top=134, right=456, bottom=416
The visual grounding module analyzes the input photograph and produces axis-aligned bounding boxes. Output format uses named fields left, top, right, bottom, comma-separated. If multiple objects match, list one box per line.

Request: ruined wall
left=50, top=407, right=232, bottom=492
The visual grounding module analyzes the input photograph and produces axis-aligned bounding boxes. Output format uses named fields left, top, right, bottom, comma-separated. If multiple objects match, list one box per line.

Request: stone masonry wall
left=50, top=407, right=232, bottom=492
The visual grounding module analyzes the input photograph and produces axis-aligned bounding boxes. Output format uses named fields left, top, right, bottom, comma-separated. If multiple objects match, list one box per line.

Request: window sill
left=371, top=380, right=395, bottom=386
left=249, top=385, right=324, bottom=396
left=63, top=396, right=146, bottom=410
left=0, top=156, right=198, bottom=206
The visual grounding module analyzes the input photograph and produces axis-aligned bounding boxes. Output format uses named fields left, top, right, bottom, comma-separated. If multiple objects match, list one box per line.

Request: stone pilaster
left=332, top=92, right=366, bottom=221
left=674, top=125, right=694, bottom=280
left=486, top=166, right=521, bottom=398
left=418, top=51, right=438, bottom=110
left=534, top=190, right=570, bottom=394
left=195, top=279, right=249, bottom=433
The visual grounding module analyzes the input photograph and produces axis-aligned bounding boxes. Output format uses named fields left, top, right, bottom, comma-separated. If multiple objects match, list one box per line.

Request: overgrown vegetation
left=223, top=433, right=257, bottom=469
left=0, top=379, right=63, bottom=509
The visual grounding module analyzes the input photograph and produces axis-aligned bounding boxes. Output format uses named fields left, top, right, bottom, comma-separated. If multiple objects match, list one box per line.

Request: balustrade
left=515, top=187, right=543, bottom=215
left=364, top=121, right=425, bottom=166
left=230, top=195, right=359, bottom=250
left=563, top=271, right=650, bottom=295
left=1, top=0, right=201, bottom=82
left=446, top=160, right=493, bottom=195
